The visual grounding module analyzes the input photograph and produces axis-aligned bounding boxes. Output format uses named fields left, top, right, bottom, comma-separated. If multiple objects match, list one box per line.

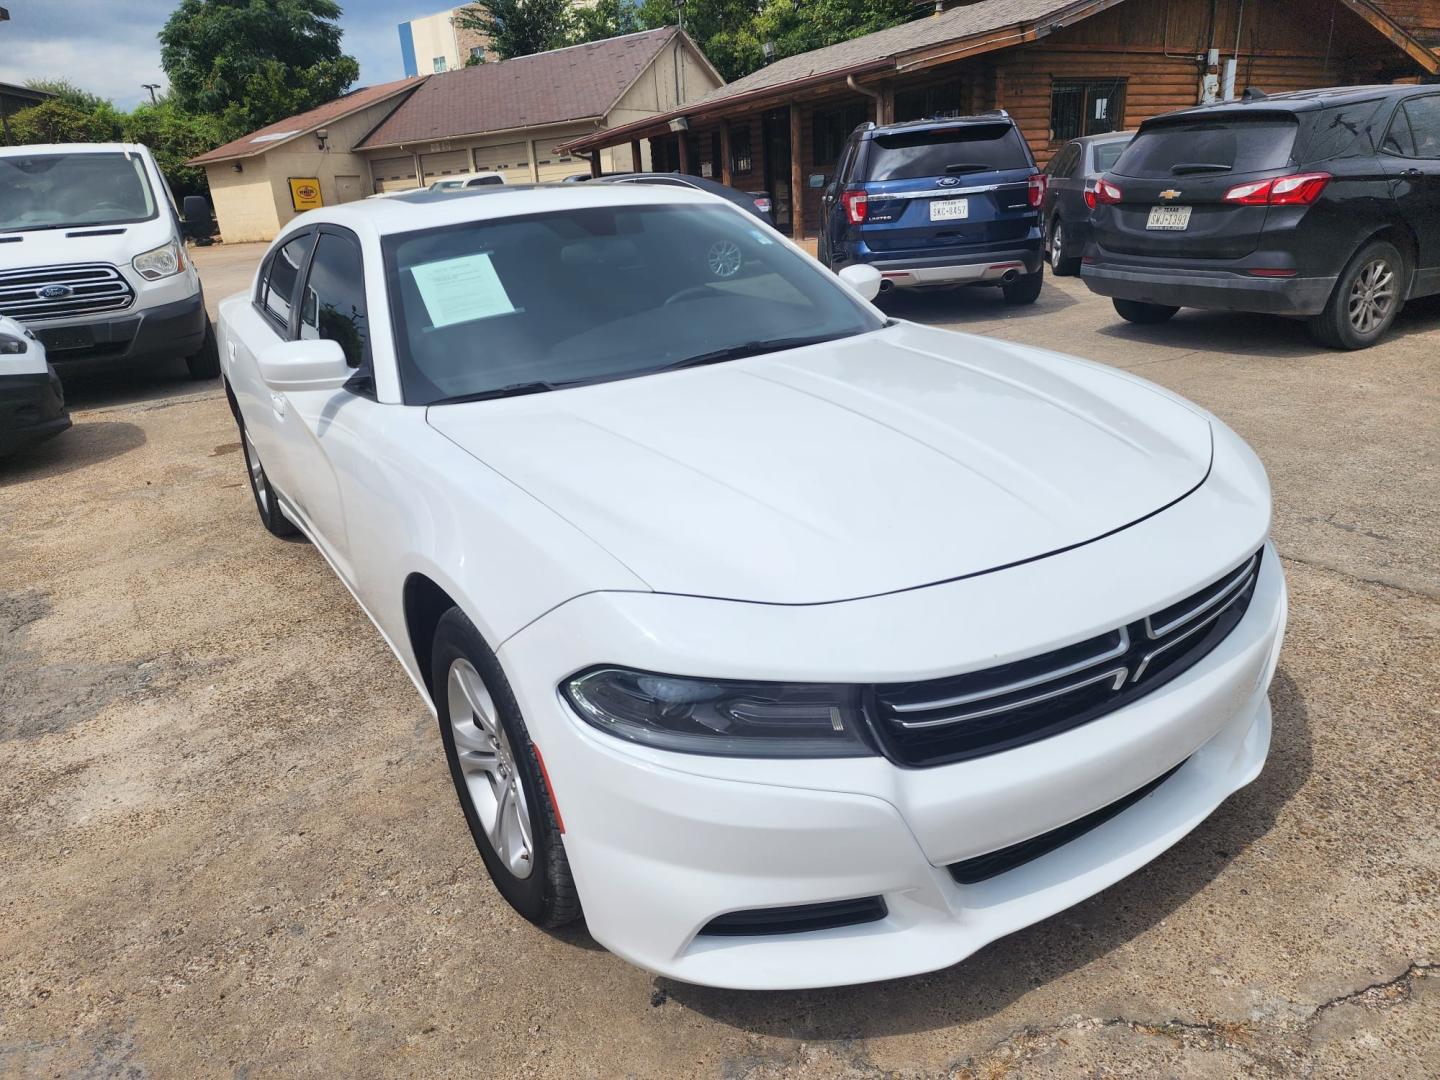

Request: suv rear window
left=865, top=123, right=1032, bottom=181
left=1112, top=118, right=1298, bottom=178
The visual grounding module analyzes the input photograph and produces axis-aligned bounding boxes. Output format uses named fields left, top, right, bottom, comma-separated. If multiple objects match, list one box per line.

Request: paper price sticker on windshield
left=410, top=253, right=516, bottom=328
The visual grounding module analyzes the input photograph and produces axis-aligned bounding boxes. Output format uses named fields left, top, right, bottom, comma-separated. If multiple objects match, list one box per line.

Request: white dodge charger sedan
left=218, top=184, right=1286, bottom=990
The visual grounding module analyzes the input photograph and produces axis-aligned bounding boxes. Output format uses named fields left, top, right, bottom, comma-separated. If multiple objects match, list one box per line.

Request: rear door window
left=865, top=123, right=1032, bottom=181
left=1092, top=140, right=1127, bottom=173
left=258, top=232, right=314, bottom=333
left=1112, top=118, right=1298, bottom=178
left=1393, top=96, right=1440, bottom=159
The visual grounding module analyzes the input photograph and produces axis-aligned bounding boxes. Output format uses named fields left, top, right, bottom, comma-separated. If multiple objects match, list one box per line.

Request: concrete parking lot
left=1, top=243, right=1435, bottom=1077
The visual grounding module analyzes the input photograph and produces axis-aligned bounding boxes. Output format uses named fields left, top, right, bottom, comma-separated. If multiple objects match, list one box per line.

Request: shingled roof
left=187, top=78, right=423, bottom=165
left=357, top=27, right=703, bottom=150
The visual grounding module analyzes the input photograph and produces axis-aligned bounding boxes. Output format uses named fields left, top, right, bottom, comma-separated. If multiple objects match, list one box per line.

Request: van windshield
left=0, top=152, right=158, bottom=232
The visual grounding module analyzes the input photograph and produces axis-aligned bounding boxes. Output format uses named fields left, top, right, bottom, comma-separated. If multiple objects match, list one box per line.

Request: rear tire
left=1307, top=239, right=1404, bottom=350
left=432, top=607, right=580, bottom=929
left=1114, top=298, right=1180, bottom=324
left=1048, top=219, right=1081, bottom=276
left=186, top=316, right=220, bottom=380
left=1002, top=268, right=1044, bottom=305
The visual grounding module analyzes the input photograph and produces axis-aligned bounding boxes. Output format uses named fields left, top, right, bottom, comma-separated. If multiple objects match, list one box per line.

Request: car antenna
left=1240, top=87, right=1267, bottom=102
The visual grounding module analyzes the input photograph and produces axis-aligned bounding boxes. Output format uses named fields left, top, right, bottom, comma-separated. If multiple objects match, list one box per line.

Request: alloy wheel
left=446, top=658, right=534, bottom=879
left=243, top=429, right=270, bottom=513
left=1347, top=257, right=1396, bottom=334
left=1050, top=222, right=1064, bottom=271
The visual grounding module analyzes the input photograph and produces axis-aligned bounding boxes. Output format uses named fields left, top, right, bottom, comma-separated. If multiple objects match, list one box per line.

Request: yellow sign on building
left=288, top=177, right=323, bottom=211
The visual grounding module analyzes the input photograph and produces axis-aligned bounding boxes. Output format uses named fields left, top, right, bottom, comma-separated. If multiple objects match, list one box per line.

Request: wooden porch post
left=719, top=122, right=732, bottom=186
left=677, top=132, right=690, bottom=174
left=789, top=104, right=804, bottom=241
left=588, top=150, right=602, bottom=178
left=878, top=84, right=895, bottom=126
left=629, top=139, right=643, bottom=172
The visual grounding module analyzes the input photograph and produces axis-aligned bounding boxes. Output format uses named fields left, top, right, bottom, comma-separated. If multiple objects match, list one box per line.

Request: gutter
left=358, top=114, right=608, bottom=154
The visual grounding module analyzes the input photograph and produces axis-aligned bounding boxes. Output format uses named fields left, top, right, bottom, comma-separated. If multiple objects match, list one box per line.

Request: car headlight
left=563, top=667, right=874, bottom=758
left=132, top=240, right=186, bottom=281
left=0, top=332, right=28, bottom=355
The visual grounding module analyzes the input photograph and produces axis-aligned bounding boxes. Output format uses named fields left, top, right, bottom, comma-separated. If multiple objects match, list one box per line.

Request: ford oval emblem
left=936, top=176, right=962, bottom=187
left=38, top=285, right=74, bottom=299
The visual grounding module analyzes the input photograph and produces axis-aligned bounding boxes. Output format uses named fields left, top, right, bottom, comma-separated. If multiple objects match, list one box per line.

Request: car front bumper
left=0, top=367, right=71, bottom=455
left=1082, top=259, right=1336, bottom=316
left=498, top=450, right=1286, bottom=989
left=28, top=291, right=207, bottom=366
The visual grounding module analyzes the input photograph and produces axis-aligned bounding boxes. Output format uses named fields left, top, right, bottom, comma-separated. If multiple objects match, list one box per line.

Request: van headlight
left=132, top=240, right=186, bottom=280
left=563, top=667, right=874, bottom=757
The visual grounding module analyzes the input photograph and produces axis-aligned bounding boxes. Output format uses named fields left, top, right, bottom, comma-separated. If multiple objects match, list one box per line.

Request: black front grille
left=0, top=263, right=135, bottom=322
left=697, top=896, right=888, bottom=937
left=873, top=550, right=1262, bottom=767
left=947, top=760, right=1186, bottom=884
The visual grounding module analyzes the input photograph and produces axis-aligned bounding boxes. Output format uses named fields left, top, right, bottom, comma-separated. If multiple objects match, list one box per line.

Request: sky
left=0, top=0, right=443, bottom=110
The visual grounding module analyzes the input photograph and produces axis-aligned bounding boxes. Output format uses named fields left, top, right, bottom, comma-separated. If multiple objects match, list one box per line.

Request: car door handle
left=1403, top=167, right=1423, bottom=179
left=269, top=392, right=286, bottom=419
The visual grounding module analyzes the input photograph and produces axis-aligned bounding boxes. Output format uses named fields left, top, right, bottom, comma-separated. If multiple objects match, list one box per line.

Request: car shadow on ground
left=1093, top=293, right=1440, bottom=360
left=877, top=279, right=1081, bottom=325
left=649, top=667, right=1311, bottom=1038
left=0, top=420, right=147, bottom=484
left=53, top=356, right=217, bottom=412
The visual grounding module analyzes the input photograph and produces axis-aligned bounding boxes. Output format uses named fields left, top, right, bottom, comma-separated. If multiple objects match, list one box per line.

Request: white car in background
left=428, top=171, right=506, bottom=191
left=0, top=314, right=70, bottom=455
left=217, top=184, right=1286, bottom=990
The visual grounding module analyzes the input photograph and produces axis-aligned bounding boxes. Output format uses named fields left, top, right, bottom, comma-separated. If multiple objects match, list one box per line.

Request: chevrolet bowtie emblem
left=1159, top=189, right=1182, bottom=200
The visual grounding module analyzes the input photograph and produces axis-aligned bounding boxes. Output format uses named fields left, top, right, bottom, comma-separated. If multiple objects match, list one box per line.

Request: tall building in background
left=398, top=7, right=492, bottom=76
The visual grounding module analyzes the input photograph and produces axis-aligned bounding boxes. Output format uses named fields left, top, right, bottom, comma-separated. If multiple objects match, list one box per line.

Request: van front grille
left=0, top=263, right=135, bottom=322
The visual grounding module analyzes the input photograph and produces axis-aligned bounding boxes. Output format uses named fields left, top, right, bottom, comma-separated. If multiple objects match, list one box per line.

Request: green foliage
left=571, top=0, right=642, bottom=46
left=121, top=101, right=228, bottom=199
left=159, top=0, right=359, bottom=138
left=6, top=99, right=123, bottom=145
left=24, top=78, right=112, bottom=113
left=634, top=0, right=758, bottom=80
left=456, top=0, right=574, bottom=61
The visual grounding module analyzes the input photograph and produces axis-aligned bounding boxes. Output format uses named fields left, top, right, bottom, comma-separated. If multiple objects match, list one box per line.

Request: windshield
left=865, top=123, right=1032, bottom=181
left=385, top=204, right=883, bottom=405
left=0, top=152, right=158, bottom=232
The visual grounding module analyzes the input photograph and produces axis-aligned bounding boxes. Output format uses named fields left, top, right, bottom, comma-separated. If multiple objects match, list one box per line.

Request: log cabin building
left=560, top=0, right=1440, bottom=241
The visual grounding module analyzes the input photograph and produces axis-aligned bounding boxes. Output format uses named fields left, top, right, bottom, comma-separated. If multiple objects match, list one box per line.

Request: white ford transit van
left=0, top=143, right=218, bottom=379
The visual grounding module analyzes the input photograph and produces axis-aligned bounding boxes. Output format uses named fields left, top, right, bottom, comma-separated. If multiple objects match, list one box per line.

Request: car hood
left=426, top=321, right=1212, bottom=604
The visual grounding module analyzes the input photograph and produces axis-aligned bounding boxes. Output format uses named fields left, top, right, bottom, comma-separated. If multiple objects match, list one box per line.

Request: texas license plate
left=929, top=199, right=969, bottom=222
left=1146, top=205, right=1192, bottom=231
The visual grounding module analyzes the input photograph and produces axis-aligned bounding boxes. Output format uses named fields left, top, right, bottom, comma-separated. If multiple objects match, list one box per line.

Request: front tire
left=239, top=421, right=299, bottom=537
left=1002, top=267, right=1044, bottom=305
left=1048, top=219, right=1081, bottom=276
left=186, top=315, right=221, bottom=380
left=1114, top=298, right=1180, bottom=324
left=1307, top=239, right=1404, bottom=350
left=432, top=607, right=579, bottom=928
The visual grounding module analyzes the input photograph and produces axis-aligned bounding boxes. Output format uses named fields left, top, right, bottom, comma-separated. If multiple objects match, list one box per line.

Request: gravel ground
left=1, top=244, right=1435, bottom=1078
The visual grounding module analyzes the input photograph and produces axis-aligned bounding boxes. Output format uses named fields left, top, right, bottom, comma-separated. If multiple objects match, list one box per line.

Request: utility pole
left=142, top=83, right=161, bottom=105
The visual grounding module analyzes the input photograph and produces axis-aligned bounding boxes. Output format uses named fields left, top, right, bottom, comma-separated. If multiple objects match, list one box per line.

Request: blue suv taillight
left=841, top=190, right=868, bottom=224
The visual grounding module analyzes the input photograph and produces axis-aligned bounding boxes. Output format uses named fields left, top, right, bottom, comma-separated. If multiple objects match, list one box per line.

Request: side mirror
left=808, top=173, right=827, bottom=189
left=256, top=339, right=350, bottom=392
left=837, top=263, right=882, bottom=303
left=181, top=195, right=214, bottom=239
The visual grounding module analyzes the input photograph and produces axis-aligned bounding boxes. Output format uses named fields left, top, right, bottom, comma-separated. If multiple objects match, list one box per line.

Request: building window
left=469, top=45, right=486, bottom=63
left=811, top=102, right=869, bottom=167
left=433, top=56, right=448, bottom=73
left=1051, top=79, right=1126, bottom=142
left=895, top=82, right=964, bottom=122
left=729, top=125, right=752, bottom=174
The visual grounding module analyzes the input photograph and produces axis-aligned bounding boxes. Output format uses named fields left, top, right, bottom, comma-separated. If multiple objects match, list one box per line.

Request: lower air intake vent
left=947, top=760, right=1186, bottom=884
left=697, top=896, right=888, bottom=937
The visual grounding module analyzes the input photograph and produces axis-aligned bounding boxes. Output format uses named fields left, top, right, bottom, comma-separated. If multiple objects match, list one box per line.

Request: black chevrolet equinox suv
left=1082, top=85, right=1440, bottom=349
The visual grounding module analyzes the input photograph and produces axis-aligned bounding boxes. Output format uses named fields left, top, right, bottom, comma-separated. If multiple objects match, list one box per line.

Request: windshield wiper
left=0, top=222, right=78, bottom=234
left=1169, top=162, right=1233, bottom=175
left=658, top=333, right=853, bottom=373
left=427, top=378, right=588, bottom=405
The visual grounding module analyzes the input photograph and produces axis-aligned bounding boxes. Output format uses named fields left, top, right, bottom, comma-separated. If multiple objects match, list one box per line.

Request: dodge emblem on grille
left=38, top=285, right=75, bottom=299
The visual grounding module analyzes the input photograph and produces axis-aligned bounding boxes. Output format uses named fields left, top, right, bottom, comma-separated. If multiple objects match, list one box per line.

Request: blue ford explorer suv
left=817, top=112, right=1048, bottom=304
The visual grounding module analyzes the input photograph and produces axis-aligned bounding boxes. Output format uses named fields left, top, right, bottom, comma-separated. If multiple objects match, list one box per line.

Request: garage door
left=472, top=142, right=532, bottom=180
left=370, top=156, right=417, bottom=193
left=532, top=141, right=580, bottom=183
left=421, top=149, right=470, bottom=184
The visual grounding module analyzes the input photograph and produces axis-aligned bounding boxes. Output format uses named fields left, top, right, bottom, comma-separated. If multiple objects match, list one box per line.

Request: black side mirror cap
left=181, top=195, right=215, bottom=238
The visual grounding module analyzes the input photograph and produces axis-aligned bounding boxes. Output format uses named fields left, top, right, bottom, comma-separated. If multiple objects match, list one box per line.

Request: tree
left=122, top=101, right=227, bottom=200
left=634, top=0, right=761, bottom=81
left=570, top=0, right=641, bottom=46
left=24, top=78, right=112, bottom=113
left=7, top=99, right=123, bottom=145
left=159, top=0, right=359, bottom=138
left=455, top=0, right=573, bottom=61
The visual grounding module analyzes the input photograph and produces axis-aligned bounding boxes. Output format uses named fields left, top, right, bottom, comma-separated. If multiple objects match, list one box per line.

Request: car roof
left=1154, top=84, right=1405, bottom=124
left=1071, top=130, right=1135, bottom=145
left=287, top=181, right=733, bottom=240
left=867, top=112, right=1015, bottom=137
left=0, top=142, right=150, bottom=157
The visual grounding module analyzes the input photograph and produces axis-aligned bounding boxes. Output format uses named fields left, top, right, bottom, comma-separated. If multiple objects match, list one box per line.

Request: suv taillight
left=1224, top=172, right=1331, bottom=206
left=1094, top=178, right=1123, bottom=205
left=1027, top=174, right=1048, bottom=207
left=841, top=189, right=868, bottom=225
